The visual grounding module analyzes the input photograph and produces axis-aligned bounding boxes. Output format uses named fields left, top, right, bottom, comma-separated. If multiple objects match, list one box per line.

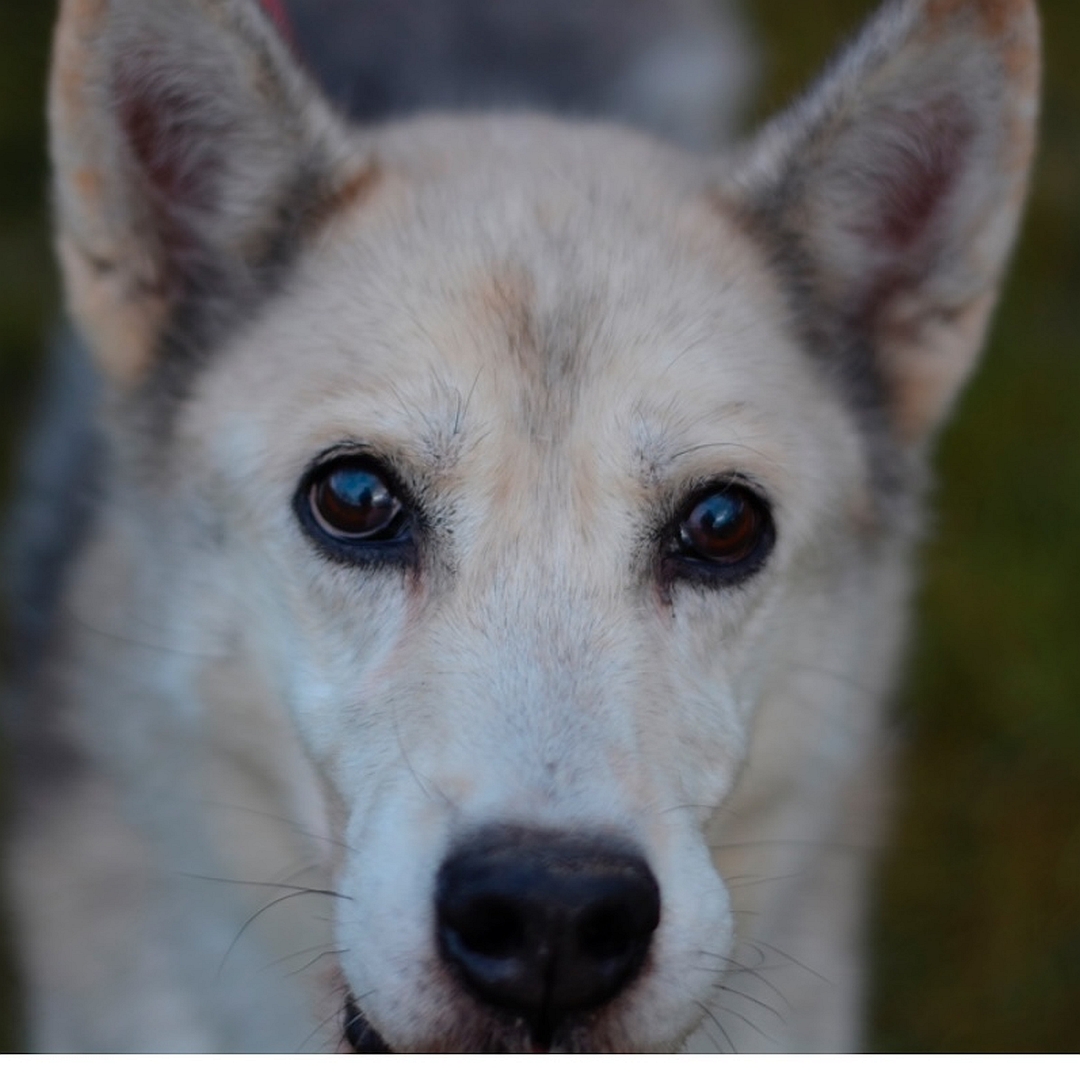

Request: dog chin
left=341, top=994, right=684, bottom=1054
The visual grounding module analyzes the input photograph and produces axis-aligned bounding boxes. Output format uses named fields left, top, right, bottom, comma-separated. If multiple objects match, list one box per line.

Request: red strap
left=258, top=0, right=293, bottom=41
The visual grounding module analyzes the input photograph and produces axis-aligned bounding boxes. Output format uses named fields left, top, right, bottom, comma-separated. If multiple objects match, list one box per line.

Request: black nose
left=435, top=827, right=661, bottom=1045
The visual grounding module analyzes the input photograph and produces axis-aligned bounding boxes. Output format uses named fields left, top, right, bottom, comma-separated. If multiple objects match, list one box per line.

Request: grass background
left=1, top=0, right=1078, bottom=1053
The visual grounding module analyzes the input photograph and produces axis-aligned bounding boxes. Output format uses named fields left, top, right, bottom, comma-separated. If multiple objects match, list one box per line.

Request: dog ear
left=50, top=0, right=361, bottom=382
left=731, top=0, right=1040, bottom=443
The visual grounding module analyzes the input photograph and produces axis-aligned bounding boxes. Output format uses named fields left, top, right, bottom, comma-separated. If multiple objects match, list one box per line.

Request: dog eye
left=666, top=483, right=774, bottom=584
left=300, top=456, right=412, bottom=552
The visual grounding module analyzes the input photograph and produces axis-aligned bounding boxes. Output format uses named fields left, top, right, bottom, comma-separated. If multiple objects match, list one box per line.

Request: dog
left=2, top=0, right=1039, bottom=1053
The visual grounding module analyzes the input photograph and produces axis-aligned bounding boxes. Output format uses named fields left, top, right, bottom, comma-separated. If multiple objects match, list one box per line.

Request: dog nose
left=435, top=828, right=661, bottom=1044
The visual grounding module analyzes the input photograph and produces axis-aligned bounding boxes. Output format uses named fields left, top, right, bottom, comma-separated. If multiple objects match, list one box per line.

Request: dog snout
left=435, top=828, right=661, bottom=1045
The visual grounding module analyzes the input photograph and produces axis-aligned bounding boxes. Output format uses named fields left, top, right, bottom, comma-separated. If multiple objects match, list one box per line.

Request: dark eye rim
left=293, top=449, right=419, bottom=566
left=659, top=477, right=776, bottom=588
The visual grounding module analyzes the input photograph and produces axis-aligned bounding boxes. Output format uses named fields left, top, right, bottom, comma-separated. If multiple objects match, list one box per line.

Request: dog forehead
left=191, top=118, right=860, bottom=505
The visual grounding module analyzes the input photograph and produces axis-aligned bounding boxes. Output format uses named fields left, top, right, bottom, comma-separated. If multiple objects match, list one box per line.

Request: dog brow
left=630, top=401, right=768, bottom=483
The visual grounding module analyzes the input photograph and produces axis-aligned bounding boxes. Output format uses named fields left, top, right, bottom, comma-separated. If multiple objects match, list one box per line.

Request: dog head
left=50, top=0, right=1038, bottom=1052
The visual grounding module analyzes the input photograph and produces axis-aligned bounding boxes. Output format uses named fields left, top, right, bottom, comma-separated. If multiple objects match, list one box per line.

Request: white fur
left=7, top=0, right=1039, bottom=1052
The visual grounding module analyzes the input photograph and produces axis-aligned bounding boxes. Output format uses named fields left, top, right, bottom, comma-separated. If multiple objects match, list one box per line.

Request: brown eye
left=304, top=458, right=410, bottom=547
left=668, top=483, right=774, bottom=583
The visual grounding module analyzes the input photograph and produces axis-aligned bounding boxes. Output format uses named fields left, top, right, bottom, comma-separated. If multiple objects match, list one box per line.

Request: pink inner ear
left=861, top=96, right=973, bottom=254
left=113, top=56, right=227, bottom=293
left=115, top=59, right=221, bottom=214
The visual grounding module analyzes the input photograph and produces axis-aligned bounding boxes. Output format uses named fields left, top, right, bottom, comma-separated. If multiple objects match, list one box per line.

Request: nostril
left=577, top=902, right=640, bottom=962
left=450, top=896, right=527, bottom=959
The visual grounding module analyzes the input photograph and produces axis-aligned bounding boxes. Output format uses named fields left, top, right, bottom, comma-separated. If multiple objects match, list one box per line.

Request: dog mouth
left=341, top=994, right=574, bottom=1053
left=342, top=995, right=392, bottom=1053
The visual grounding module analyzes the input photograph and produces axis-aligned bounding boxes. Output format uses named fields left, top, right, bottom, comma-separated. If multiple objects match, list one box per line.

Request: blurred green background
left=1, top=0, right=1077, bottom=1053
left=749, top=0, right=1080, bottom=1052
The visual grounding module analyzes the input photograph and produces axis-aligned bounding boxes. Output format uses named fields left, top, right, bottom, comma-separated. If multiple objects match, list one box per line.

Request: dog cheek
left=257, top=590, right=412, bottom=777
left=617, top=830, right=736, bottom=1050
left=332, top=784, right=463, bottom=1047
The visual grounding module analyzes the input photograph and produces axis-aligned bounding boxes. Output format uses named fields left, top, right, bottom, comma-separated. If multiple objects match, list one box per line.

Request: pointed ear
left=731, top=0, right=1040, bottom=443
left=50, top=0, right=365, bottom=382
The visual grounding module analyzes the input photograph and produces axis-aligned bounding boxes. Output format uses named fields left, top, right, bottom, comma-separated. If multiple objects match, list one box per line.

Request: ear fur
left=50, top=0, right=363, bottom=382
left=732, top=0, right=1040, bottom=443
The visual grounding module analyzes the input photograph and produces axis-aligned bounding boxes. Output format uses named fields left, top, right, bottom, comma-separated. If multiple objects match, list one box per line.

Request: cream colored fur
left=7, top=0, right=1039, bottom=1052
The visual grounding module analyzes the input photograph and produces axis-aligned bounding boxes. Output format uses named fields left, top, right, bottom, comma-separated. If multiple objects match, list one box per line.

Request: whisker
left=698, top=951, right=790, bottom=1009
left=180, top=871, right=350, bottom=899
left=712, top=1002, right=777, bottom=1046
left=297, top=983, right=376, bottom=1054
left=657, top=332, right=715, bottom=379
left=695, top=967, right=790, bottom=1023
left=63, top=606, right=229, bottom=660
left=198, top=799, right=358, bottom=853
left=709, top=838, right=875, bottom=857
left=657, top=801, right=725, bottom=816
left=725, top=871, right=805, bottom=890
left=287, top=948, right=351, bottom=979
left=694, top=999, right=736, bottom=1054
left=744, top=939, right=833, bottom=985
left=261, top=941, right=343, bottom=973
left=668, top=441, right=782, bottom=468
left=788, top=661, right=880, bottom=699
left=394, top=719, right=456, bottom=809
left=694, top=1017, right=726, bottom=1055
left=297, top=1002, right=348, bottom=1054
left=454, top=366, right=484, bottom=437
left=218, top=888, right=346, bottom=978
left=713, top=982, right=787, bottom=1025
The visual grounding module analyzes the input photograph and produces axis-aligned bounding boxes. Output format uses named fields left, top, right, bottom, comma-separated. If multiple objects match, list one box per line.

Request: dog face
left=181, top=127, right=868, bottom=1048
left=49, top=0, right=1039, bottom=1052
